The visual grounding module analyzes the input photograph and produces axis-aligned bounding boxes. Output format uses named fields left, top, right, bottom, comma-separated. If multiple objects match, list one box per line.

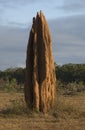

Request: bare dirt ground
left=0, top=92, right=85, bottom=130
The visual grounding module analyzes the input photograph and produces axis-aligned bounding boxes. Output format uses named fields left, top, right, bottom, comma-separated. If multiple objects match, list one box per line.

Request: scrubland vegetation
left=0, top=64, right=85, bottom=130
left=0, top=63, right=85, bottom=93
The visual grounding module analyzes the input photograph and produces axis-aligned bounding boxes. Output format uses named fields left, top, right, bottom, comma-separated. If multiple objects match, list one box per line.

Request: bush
left=0, top=78, right=23, bottom=92
left=57, top=80, right=85, bottom=95
left=64, top=82, right=85, bottom=95
left=57, top=80, right=65, bottom=94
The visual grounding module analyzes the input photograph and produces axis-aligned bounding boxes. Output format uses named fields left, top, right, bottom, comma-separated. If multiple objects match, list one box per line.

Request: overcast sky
left=0, top=0, right=85, bottom=70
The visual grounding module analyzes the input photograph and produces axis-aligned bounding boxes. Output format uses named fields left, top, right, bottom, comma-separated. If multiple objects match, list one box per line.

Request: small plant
left=57, top=80, right=66, bottom=95
left=57, top=80, right=85, bottom=96
left=77, top=82, right=85, bottom=92
left=0, top=78, right=24, bottom=92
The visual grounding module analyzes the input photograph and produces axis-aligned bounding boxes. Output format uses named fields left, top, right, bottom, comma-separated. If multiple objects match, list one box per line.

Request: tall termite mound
left=24, top=11, right=56, bottom=113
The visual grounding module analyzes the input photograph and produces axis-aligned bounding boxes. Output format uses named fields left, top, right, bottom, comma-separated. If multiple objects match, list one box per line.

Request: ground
left=0, top=92, right=85, bottom=130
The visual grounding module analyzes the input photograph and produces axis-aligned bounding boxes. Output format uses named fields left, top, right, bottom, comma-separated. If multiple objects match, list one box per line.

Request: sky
left=0, top=0, right=85, bottom=70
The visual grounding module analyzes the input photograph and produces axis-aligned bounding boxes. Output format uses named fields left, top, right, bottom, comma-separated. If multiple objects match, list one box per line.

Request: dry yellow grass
left=0, top=92, right=85, bottom=130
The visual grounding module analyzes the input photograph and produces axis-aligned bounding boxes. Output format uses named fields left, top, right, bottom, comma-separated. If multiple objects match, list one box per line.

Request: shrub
left=64, top=82, right=85, bottom=95
left=57, top=80, right=85, bottom=95
left=0, top=78, right=24, bottom=92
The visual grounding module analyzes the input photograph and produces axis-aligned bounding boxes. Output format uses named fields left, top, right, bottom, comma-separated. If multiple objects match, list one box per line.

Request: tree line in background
left=0, top=63, right=85, bottom=93
left=0, top=68, right=25, bottom=92
left=56, top=64, right=85, bottom=94
left=56, top=63, right=85, bottom=83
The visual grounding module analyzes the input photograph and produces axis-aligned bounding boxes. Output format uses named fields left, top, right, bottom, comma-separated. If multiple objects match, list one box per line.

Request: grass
left=0, top=93, right=84, bottom=118
left=0, top=91, right=85, bottom=130
left=1, top=99, right=27, bottom=116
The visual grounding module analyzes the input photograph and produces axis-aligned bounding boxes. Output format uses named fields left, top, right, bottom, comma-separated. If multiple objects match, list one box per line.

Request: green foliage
left=0, top=78, right=24, bottom=92
left=56, top=64, right=85, bottom=83
left=0, top=64, right=85, bottom=85
left=4, top=78, right=17, bottom=92
left=0, top=64, right=85, bottom=93
left=0, top=67, right=25, bottom=84
left=57, top=80, right=85, bottom=95
left=65, top=82, right=85, bottom=95
left=56, top=80, right=65, bottom=94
